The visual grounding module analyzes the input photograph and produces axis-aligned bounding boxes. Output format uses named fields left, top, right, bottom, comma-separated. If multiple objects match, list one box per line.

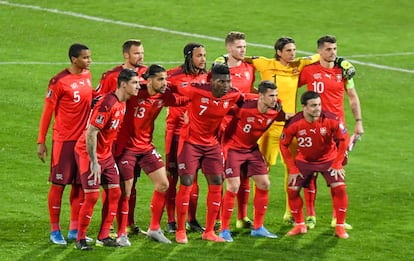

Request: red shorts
left=117, top=146, right=164, bottom=181
left=76, top=153, right=120, bottom=190
left=177, top=142, right=224, bottom=176
left=224, top=146, right=268, bottom=179
left=165, top=134, right=179, bottom=174
left=49, top=141, right=79, bottom=185
left=293, top=160, right=345, bottom=187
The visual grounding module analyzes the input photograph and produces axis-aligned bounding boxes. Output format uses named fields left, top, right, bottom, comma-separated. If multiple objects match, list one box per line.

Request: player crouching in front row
left=280, top=91, right=350, bottom=239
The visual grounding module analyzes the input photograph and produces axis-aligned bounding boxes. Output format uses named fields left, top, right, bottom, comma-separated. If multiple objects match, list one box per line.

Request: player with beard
left=114, top=64, right=189, bottom=244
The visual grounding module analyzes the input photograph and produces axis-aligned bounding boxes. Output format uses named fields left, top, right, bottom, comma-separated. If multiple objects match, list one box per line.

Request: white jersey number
left=199, top=105, right=207, bottom=116
left=312, top=81, right=325, bottom=93
left=297, top=136, right=312, bottom=147
left=73, top=90, right=81, bottom=103
left=243, top=123, right=252, bottom=133
left=134, top=106, right=146, bottom=119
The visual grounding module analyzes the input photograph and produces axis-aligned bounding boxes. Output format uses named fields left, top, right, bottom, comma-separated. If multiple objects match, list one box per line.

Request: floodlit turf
left=0, top=0, right=413, bottom=260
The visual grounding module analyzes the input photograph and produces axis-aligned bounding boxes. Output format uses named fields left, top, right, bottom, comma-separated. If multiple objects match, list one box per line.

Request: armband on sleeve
left=335, top=57, right=356, bottom=79
left=244, top=56, right=258, bottom=64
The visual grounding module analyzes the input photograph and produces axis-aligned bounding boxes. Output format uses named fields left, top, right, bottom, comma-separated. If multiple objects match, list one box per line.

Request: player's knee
left=256, top=180, right=270, bottom=191
left=155, top=181, right=169, bottom=193
left=179, top=174, right=194, bottom=186
left=206, top=174, right=222, bottom=185
left=227, top=184, right=239, bottom=193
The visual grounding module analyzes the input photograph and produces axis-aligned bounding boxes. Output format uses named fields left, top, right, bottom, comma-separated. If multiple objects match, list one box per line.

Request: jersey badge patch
left=95, top=114, right=105, bottom=125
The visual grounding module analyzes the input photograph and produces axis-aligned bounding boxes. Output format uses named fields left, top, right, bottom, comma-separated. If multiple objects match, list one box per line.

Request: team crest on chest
left=298, top=129, right=307, bottom=136
left=320, top=127, right=327, bottom=136
left=245, top=72, right=251, bottom=80
left=313, top=73, right=322, bottom=80
left=223, top=100, right=229, bottom=109
left=70, top=82, right=78, bottom=89
left=336, top=74, right=343, bottom=82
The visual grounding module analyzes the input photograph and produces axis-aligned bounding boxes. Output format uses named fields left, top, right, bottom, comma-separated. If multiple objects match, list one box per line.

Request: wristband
left=355, top=119, right=362, bottom=122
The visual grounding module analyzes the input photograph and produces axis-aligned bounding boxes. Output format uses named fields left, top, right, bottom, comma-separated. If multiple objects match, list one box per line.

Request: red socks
left=304, top=175, right=317, bottom=217
left=98, top=187, right=121, bottom=240
left=69, top=184, right=84, bottom=231
left=331, top=185, right=348, bottom=225
left=287, top=188, right=304, bottom=224
left=166, top=174, right=178, bottom=223
left=149, top=190, right=166, bottom=230
left=221, top=190, right=237, bottom=230
left=253, top=187, right=268, bottom=230
left=205, top=184, right=222, bottom=233
left=117, top=195, right=130, bottom=235
left=188, top=177, right=199, bottom=222
left=77, top=191, right=99, bottom=241
left=128, top=185, right=137, bottom=226
left=48, top=184, right=64, bottom=232
left=237, top=175, right=250, bottom=220
left=176, top=184, right=193, bottom=231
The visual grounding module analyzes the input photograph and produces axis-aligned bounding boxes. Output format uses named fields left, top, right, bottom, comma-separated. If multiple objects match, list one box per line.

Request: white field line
left=347, top=52, right=414, bottom=58
left=0, top=61, right=183, bottom=65
left=1, top=0, right=413, bottom=74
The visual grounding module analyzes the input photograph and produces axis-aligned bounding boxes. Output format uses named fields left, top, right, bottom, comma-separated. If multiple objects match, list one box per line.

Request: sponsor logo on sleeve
left=95, top=114, right=105, bottom=125
left=46, top=89, right=53, bottom=98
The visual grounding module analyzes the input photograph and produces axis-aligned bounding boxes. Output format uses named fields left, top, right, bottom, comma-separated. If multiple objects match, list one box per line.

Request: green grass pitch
left=0, top=0, right=413, bottom=260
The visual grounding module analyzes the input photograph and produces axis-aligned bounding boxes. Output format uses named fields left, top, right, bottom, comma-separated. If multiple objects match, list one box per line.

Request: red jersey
left=166, top=66, right=207, bottom=135
left=223, top=96, right=285, bottom=150
left=280, top=111, right=349, bottom=174
left=94, top=65, right=147, bottom=97
left=116, top=85, right=189, bottom=153
left=37, top=68, right=92, bottom=143
left=177, top=82, right=242, bottom=146
left=298, top=62, right=351, bottom=123
left=75, top=92, right=126, bottom=160
left=229, top=61, right=255, bottom=93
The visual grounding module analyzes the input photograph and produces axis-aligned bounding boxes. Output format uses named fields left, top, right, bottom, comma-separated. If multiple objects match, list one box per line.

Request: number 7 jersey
left=177, top=82, right=242, bottom=146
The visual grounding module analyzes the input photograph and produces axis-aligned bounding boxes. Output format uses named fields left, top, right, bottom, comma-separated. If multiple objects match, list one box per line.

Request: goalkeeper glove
left=214, top=55, right=228, bottom=64
left=335, top=57, right=356, bottom=79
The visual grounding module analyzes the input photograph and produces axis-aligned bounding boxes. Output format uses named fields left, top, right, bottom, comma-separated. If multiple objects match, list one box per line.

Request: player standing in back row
left=298, top=35, right=363, bottom=230
left=165, top=42, right=208, bottom=233
left=37, top=43, right=92, bottom=245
